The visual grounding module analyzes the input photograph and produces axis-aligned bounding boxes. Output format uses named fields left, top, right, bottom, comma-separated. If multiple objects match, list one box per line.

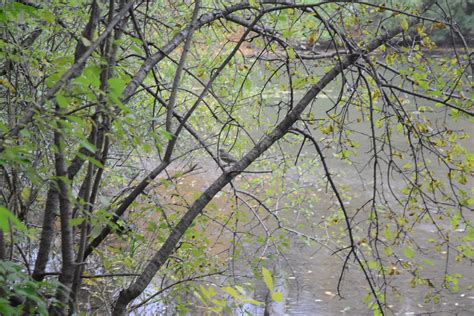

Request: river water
left=126, top=58, right=474, bottom=315
left=148, top=136, right=474, bottom=315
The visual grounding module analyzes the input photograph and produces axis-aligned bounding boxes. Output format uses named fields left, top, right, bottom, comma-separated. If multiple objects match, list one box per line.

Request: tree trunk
left=49, top=129, right=75, bottom=315
left=32, top=185, right=59, bottom=281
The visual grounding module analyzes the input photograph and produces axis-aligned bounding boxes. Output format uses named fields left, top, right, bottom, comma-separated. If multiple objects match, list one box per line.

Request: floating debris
left=324, top=291, right=336, bottom=297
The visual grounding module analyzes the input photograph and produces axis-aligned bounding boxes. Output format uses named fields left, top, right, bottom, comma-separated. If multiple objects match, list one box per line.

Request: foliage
left=0, top=261, right=57, bottom=315
left=0, top=0, right=472, bottom=314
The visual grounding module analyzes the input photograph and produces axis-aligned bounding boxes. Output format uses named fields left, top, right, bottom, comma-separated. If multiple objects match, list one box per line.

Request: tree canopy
left=0, top=0, right=473, bottom=315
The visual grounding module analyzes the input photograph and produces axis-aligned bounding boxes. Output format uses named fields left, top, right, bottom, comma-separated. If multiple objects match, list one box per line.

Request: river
left=124, top=56, right=474, bottom=315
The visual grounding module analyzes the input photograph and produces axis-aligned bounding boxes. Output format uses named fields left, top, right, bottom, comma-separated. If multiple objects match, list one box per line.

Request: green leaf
left=450, top=215, right=460, bottom=229
left=403, top=246, right=415, bottom=259
left=384, top=227, right=393, bottom=241
left=79, top=139, right=97, bottom=154
left=423, top=259, right=434, bottom=266
left=248, top=0, right=259, bottom=8
left=76, top=152, right=104, bottom=169
left=464, top=227, right=474, bottom=241
left=242, top=298, right=263, bottom=305
left=384, top=247, right=393, bottom=256
left=262, top=267, right=273, bottom=292
left=374, top=308, right=383, bottom=316
left=368, top=261, right=377, bottom=270
left=82, top=65, right=101, bottom=88
left=0, top=206, right=27, bottom=233
left=0, top=298, right=18, bottom=315
left=39, top=9, right=55, bottom=23
left=222, top=287, right=239, bottom=299
left=161, top=129, right=173, bottom=141
left=108, top=78, right=126, bottom=97
left=400, top=17, right=409, bottom=31
left=235, top=285, right=246, bottom=296
left=81, top=36, right=92, bottom=47
left=56, top=94, right=69, bottom=108
left=287, top=47, right=296, bottom=60
left=375, top=119, right=383, bottom=128
left=211, top=298, right=226, bottom=307
left=69, top=217, right=85, bottom=227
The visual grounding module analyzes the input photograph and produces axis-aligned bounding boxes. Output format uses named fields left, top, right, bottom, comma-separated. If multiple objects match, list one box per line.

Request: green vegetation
left=0, top=0, right=472, bottom=315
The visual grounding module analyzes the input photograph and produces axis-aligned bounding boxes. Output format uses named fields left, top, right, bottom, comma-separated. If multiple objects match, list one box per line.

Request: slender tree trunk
left=49, top=128, right=75, bottom=315
left=69, top=161, right=94, bottom=313
left=32, top=186, right=59, bottom=281
left=0, top=229, right=5, bottom=260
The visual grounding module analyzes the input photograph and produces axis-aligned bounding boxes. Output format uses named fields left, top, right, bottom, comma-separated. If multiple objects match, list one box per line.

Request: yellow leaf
left=0, top=79, right=15, bottom=93
left=262, top=267, right=273, bottom=291
left=287, top=47, right=296, bottom=60
left=271, top=292, right=284, bottom=302
left=222, top=286, right=240, bottom=299
left=248, top=0, right=259, bottom=8
left=400, top=18, right=409, bottom=31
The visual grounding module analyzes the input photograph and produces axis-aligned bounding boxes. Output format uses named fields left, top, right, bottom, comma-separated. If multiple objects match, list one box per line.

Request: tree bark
left=32, top=185, right=59, bottom=281
left=50, top=127, right=74, bottom=315
left=49, top=128, right=75, bottom=315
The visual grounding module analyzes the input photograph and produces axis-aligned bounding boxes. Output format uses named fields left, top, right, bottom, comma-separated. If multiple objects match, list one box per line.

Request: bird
left=218, top=148, right=238, bottom=166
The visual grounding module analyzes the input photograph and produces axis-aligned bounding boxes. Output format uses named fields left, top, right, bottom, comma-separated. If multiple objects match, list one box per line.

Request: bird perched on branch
left=218, top=148, right=238, bottom=166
